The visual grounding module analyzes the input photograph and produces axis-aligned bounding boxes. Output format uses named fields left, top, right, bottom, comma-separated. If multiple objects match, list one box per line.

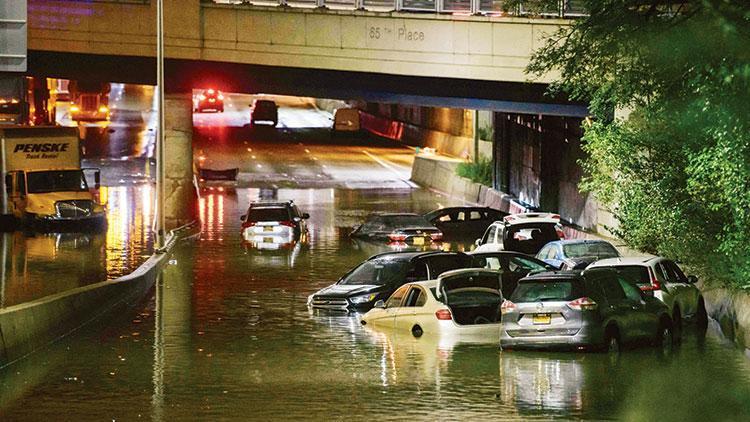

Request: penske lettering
left=13, top=143, right=70, bottom=153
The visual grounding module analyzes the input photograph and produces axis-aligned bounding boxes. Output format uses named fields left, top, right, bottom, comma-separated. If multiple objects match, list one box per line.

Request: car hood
left=314, top=284, right=383, bottom=298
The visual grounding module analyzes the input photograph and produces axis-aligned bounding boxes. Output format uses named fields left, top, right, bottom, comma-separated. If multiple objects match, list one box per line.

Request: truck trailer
left=0, top=127, right=106, bottom=230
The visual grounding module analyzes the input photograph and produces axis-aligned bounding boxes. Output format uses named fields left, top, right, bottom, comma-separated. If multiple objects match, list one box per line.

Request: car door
left=369, top=285, right=409, bottom=329
left=393, top=286, right=428, bottom=332
left=663, top=260, right=695, bottom=316
left=596, top=274, right=640, bottom=344
left=475, top=225, right=498, bottom=252
left=616, top=275, right=657, bottom=340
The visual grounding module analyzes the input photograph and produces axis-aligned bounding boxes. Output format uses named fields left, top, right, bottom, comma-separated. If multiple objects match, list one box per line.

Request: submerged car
left=308, top=251, right=473, bottom=312
left=536, top=239, right=620, bottom=270
left=250, top=99, right=278, bottom=126
left=470, top=251, right=557, bottom=298
left=475, top=213, right=564, bottom=255
left=587, top=257, right=707, bottom=338
left=424, top=206, right=507, bottom=240
left=240, top=200, right=309, bottom=249
left=195, top=88, right=224, bottom=112
left=501, top=269, right=673, bottom=352
left=351, top=213, right=443, bottom=246
left=361, top=269, right=504, bottom=341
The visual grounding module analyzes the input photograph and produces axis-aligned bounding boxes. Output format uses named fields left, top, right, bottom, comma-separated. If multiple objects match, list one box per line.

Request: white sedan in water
left=360, top=269, right=504, bottom=343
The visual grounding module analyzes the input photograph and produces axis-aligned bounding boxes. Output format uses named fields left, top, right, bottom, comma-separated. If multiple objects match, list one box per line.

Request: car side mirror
left=374, top=300, right=386, bottom=309
left=687, top=275, right=698, bottom=284
left=474, top=238, right=482, bottom=247
left=302, top=213, right=310, bottom=219
left=240, top=214, right=246, bottom=221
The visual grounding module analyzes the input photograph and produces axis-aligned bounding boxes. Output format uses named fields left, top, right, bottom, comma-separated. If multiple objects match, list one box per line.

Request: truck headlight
left=349, top=293, right=376, bottom=305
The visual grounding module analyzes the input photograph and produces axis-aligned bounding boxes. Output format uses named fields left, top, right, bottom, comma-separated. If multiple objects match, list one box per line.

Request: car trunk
left=439, top=270, right=504, bottom=326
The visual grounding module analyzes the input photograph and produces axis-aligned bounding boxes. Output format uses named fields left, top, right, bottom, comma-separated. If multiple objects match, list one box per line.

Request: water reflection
left=0, top=183, right=153, bottom=307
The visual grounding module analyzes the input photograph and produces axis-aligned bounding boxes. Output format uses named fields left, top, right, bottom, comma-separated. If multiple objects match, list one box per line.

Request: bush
left=456, top=156, right=493, bottom=187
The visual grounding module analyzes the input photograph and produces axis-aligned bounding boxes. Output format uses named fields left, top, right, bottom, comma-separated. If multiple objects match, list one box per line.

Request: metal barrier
left=206, top=0, right=587, bottom=16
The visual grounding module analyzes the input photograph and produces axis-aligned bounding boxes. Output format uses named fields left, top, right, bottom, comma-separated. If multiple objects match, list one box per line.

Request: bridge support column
left=163, top=93, right=197, bottom=229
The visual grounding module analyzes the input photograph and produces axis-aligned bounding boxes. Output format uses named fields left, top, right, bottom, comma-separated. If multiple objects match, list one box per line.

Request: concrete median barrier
left=0, top=222, right=199, bottom=368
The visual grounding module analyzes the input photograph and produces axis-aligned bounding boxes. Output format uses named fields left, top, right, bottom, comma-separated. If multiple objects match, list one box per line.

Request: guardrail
left=205, top=0, right=587, bottom=17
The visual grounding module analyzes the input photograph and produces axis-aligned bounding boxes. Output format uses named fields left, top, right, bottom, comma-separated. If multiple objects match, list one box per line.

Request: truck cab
left=1, top=127, right=106, bottom=230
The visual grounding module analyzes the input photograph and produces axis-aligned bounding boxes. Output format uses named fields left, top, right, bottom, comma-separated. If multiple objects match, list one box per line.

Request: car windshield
left=246, top=207, right=290, bottom=222
left=613, top=266, right=651, bottom=285
left=339, top=259, right=410, bottom=286
left=26, top=170, right=87, bottom=194
left=563, top=243, right=619, bottom=258
left=510, top=279, right=585, bottom=302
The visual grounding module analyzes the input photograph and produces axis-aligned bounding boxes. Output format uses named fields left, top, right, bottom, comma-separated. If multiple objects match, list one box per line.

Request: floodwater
left=2, top=185, right=750, bottom=420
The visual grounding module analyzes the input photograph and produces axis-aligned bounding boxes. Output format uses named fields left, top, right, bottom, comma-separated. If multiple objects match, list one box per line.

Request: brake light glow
left=567, top=297, right=598, bottom=311
left=430, top=232, right=443, bottom=241
left=207, top=89, right=215, bottom=94
left=388, top=233, right=407, bottom=242
left=551, top=214, right=561, bottom=221
left=218, top=94, right=224, bottom=100
left=435, top=309, right=452, bottom=320
left=98, top=105, right=109, bottom=114
left=640, top=268, right=661, bottom=291
left=500, top=300, right=517, bottom=314
left=556, top=225, right=566, bottom=239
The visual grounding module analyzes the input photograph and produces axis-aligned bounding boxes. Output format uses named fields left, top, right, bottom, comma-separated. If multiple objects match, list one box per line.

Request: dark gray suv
left=500, top=269, right=673, bottom=352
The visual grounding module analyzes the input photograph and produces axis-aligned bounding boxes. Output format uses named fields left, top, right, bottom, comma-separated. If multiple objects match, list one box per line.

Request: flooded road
left=2, top=182, right=750, bottom=420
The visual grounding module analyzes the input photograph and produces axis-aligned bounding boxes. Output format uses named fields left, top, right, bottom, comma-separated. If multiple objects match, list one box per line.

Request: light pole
left=155, top=0, right=166, bottom=248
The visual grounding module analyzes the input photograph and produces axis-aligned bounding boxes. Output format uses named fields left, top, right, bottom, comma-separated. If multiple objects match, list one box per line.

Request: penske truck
left=0, top=127, right=106, bottom=230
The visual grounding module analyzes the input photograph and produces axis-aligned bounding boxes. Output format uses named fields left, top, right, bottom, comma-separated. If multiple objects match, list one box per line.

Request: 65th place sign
left=0, top=1, right=27, bottom=72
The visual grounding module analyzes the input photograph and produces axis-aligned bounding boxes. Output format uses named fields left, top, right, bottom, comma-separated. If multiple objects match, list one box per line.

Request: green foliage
left=478, top=125, right=494, bottom=142
left=457, top=156, right=493, bottom=187
left=528, top=1, right=750, bottom=287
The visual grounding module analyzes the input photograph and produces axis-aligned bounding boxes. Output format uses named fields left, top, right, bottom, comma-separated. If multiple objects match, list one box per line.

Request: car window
left=246, top=207, right=290, bottom=221
left=509, top=256, right=548, bottom=272
left=563, top=242, right=620, bottom=259
left=510, top=279, right=585, bottom=303
left=613, top=266, right=651, bottom=286
left=664, top=261, right=687, bottom=283
left=469, top=211, right=482, bottom=220
left=654, top=263, right=668, bottom=284
left=405, top=262, right=428, bottom=282
left=339, top=259, right=410, bottom=286
left=426, top=255, right=471, bottom=278
left=438, top=214, right=452, bottom=222
left=404, top=287, right=426, bottom=307
left=597, top=275, right=627, bottom=303
left=657, top=263, right=676, bottom=283
left=616, top=276, right=643, bottom=302
left=386, top=286, right=409, bottom=308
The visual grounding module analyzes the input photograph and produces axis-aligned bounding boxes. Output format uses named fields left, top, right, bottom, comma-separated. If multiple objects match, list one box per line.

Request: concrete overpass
left=25, top=0, right=586, bottom=113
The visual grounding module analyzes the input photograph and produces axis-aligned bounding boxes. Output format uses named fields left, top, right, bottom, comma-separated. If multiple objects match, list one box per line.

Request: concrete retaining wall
left=0, top=223, right=198, bottom=368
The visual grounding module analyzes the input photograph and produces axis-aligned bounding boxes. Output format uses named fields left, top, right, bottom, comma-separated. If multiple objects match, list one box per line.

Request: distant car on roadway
left=240, top=200, right=309, bottom=249
left=500, top=268, right=674, bottom=352
left=308, top=251, right=473, bottom=312
left=250, top=99, right=278, bottom=126
left=351, top=213, right=443, bottom=246
left=195, top=89, right=224, bottom=112
left=474, top=212, right=564, bottom=255
left=587, top=257, right=707, bottom=339
left=361, top=268, right=504, bottom=341
left=536, top=239, right=620, bottom=270
left=424, top=206, right=507, bottom=240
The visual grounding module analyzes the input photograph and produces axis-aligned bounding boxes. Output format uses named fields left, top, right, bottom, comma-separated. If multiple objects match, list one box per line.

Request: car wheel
left=604, top=327, right=620, bottom=354
left=696, top=298, right=708, bottom=332
left=411, top=325, right=423, bottom=338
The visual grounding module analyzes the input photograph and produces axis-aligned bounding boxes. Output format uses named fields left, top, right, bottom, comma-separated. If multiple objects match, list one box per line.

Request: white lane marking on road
left=361, top=150, right=417, bottom=188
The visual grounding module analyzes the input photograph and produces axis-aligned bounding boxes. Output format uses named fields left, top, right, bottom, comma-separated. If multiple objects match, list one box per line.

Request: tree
left=527, top=1, right=750, bottom=287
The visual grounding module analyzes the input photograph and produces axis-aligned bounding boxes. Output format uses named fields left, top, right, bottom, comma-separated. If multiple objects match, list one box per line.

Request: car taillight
left=556, top=226, right=566, bottom=239
left=500, top=300, right=517, bottom=314
left=388, top=233, right=407, bottom=242
left=279, top=221, right=295, bottom=228
left=641, top=268, right=661, bottom=291
left=430, top=232, right=443, bottom=241
left=435, top=309, right=452, bottom=320
left=567, top=297, right=598, bottom=311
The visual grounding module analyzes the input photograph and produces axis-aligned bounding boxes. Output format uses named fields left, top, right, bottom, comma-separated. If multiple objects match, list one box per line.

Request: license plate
left=413, top=237, right=425, bottom=245
left=533, top=314, right=551, bottom=325
left=264, top=226, right=274, bottom=232
left=263, top=237, right=274, bottom=243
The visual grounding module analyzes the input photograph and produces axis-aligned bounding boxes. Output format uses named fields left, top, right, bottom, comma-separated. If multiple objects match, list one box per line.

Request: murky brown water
left=2, top=186, right=750, bottom=421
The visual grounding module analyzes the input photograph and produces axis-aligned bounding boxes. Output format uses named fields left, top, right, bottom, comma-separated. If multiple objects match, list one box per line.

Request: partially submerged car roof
left=502, top=212, right=560, bottom=225
left=366, top=250, right=468, bottom=262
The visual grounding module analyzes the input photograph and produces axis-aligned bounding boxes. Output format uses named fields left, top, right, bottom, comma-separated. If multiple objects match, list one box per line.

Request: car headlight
left=349, top=293, right=377, bottom=305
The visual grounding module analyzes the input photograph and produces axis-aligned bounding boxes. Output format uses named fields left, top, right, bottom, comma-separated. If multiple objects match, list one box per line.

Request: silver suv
left=587, top=257, right=707, bottom=340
